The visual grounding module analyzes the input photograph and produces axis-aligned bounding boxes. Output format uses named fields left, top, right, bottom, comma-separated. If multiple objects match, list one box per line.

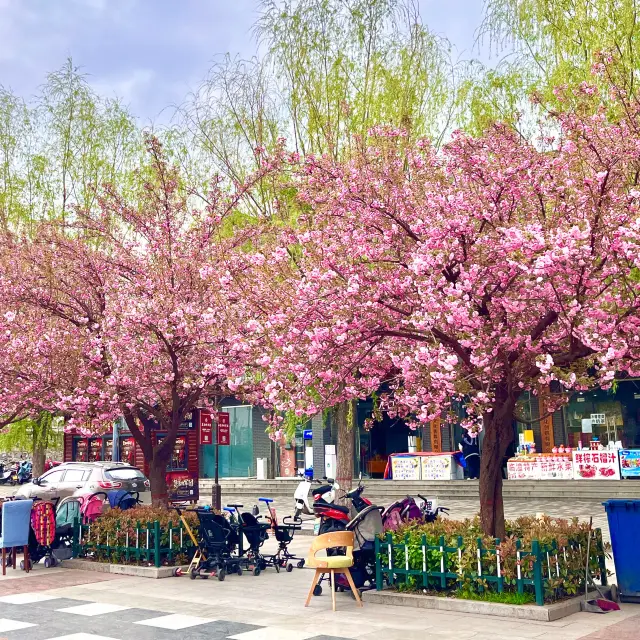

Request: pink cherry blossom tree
left=241, top=83, right=640, bottom=537
left=0, top=137, right=277, bottom=505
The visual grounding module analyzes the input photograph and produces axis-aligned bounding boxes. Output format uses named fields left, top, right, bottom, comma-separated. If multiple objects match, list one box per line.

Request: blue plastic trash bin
left=603, top=499, right=640, bottom=602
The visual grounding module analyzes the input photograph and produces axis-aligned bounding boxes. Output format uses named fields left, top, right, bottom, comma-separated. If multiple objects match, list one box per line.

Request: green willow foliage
left=467, top=0, right=640, bottom=134
left=0, top=58, right=141, bottom=233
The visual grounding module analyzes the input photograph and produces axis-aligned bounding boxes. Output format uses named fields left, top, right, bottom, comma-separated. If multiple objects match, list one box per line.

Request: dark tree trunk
left=32, top=441, right=46, bottom=479
left=479, top=392, right=517, bottom=538
left=148, top=452, right=171, bottom=507
left=31, top=412, right=51, bottom=478
left=335, top=400, right=355, bottom=495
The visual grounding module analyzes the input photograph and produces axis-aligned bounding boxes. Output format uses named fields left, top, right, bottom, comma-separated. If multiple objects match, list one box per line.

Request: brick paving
left=0, top=568, right=125, bottom=595
left=578, top=613, right=640, bottom=639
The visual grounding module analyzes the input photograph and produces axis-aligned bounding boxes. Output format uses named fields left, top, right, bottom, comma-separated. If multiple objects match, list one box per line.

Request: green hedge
left=377, top=516, right=608, bottom=605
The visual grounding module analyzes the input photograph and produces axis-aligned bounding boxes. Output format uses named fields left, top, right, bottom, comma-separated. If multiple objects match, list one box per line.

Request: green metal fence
left=72, top=518, right=196, bottom=568
left=375, top=529, right=607, bottom=606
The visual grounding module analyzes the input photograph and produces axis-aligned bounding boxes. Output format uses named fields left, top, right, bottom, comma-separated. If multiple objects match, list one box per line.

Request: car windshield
left=105, top=467, right=145, bottom=480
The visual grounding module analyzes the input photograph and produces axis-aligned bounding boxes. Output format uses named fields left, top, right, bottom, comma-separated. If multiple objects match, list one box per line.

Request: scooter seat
left=312, top=485, right=333, bottom=497
left=314, top=501, right=350, bottom=514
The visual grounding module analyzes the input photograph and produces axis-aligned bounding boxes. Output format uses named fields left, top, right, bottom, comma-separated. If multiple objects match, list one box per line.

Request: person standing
left=459, top=432, right=480, bottom=479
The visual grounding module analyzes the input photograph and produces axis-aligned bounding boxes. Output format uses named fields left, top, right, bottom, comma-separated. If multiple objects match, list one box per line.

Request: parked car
left=14, top=461, right=151, bottom=504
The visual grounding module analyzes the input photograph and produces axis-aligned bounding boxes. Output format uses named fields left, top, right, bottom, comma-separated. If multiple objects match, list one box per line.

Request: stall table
left=385, top=452, right=464, bottom=480
left=507, top=454, right=573, bottom=480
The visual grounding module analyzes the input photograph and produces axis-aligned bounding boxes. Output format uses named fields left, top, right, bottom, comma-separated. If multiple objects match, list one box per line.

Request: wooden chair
left=304, top=530, right=363, bottom=611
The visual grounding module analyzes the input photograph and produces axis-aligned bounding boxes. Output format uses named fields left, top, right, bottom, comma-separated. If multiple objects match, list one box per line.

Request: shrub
left=78, top=506, right=200, bottom=566
left=381, top=515, right=608, bottom=604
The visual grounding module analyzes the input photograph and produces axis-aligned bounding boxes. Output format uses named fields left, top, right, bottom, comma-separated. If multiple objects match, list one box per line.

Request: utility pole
left=212, top=413, right=221, bottom=510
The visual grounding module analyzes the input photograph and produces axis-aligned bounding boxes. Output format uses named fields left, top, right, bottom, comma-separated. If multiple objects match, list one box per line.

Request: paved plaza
left=0, top=534, right=634, bottom=640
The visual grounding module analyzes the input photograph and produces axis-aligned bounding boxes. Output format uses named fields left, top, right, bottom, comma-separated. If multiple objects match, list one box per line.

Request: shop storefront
left=63, top=412, right=200, bottom=501
left=200, top=405, right=254, bottom=478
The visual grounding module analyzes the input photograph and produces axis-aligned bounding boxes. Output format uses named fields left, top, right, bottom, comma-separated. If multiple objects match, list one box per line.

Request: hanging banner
left=217, top=411, right=231, bottom=445
left=199, top=410, right=213, bottom=445
left=540, top=415, right=555, bottom=452
left=430, top=417, right=442, bottom=453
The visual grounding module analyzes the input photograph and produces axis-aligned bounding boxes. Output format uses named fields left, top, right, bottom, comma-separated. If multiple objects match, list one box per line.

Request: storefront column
left=311, top=413, right=325, bottom=477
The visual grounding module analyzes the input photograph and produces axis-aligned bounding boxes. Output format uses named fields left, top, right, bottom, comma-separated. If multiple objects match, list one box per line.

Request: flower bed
left=375, top=516, right=608, bottom=605
left=74, top=507, right=199, bottom=568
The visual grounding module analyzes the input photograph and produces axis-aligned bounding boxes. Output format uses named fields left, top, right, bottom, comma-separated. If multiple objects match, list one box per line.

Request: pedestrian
left=459, top=432, right=480, bottom=479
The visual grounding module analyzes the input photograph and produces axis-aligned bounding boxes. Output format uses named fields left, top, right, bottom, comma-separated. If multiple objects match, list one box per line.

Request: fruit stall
left=384, top=452, right=465, bottom=480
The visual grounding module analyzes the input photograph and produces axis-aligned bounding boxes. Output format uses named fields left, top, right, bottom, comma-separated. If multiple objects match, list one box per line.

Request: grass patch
left=455, top=590, right=536, bottom=605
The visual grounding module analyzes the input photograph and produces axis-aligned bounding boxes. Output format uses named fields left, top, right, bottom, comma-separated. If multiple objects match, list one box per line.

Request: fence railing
left=72, top=518, right=196, bottom=568
left=375, top=529, right=607, bottom=606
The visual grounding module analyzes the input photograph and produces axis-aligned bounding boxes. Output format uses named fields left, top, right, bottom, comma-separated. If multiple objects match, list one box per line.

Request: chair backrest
left=309, top=530, right=354, bottom=561
left=2, top=499, right=33, bottom=548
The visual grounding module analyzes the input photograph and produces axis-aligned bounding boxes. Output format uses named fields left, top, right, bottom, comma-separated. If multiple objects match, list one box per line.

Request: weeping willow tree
left=0, top=59, right=141, bottom=233
left=0, top=413, right=62, bottom=477
left=462, top=0, right=640, bottom=135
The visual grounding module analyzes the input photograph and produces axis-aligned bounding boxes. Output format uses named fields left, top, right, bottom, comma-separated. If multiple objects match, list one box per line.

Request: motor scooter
left=293, top=474, right=339, bottom=519
left=0, top=463, right=13, bottom=485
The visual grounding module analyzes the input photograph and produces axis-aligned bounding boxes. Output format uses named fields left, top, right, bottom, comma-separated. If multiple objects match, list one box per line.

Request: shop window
left=74, top=439, right=88, bottom=462
left=157, top=435, right=187, bottom=471
left=89, top=439, right=103, bottom=462
left=120, top=438, right=136, bottom=466
left=220, top=406, right=254, bottom=477
left=104, top=439, right=113, bottom=462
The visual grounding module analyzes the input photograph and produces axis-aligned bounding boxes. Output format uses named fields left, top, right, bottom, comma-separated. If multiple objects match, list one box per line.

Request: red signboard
left=217, top=411, right=230, bottom=445
left=199, top=410, right=213, bottom=445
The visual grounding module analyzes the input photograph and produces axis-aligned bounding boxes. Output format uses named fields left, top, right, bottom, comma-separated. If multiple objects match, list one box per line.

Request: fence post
left=375, top=536, right=382, bottom=590
left=476, top=537, right=484, bottom=593
left=595, top=528, right=608, bottom=586
left=532, top=540, right=544, bottom=606
left=72, top=517, right=80, bottom=558
left=515, top=539, right=523, bottom=594
left=153, top=520, right=161, bottom=568
left=493, top=538, right=503, bottom=593
left=439, top=535, right=446, bottom=589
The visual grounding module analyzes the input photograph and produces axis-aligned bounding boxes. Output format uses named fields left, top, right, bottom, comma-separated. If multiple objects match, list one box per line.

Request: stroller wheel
left=190, top=569, right=198, bottom=580
left=217, top=568, right=226, bottom=582
left=286, top=563, right=293, bottom=573
left=336, top=585, right=344, bottom=592
left=252, top=566, right=261, bottom=576
left=313, top=584, right=322, bottom=596
left=19, top=559, right=31, bottom=571
left=44, top=557, right=53, bottom=569
left=173, top=567, right=183, bottom=577
left=297, top=559, right=305, bottom=569
left=274, top=561, right=280, bottom=573
left=350, top=588, right=362, bottom=601
left=236, top=566, right=243, bottom=576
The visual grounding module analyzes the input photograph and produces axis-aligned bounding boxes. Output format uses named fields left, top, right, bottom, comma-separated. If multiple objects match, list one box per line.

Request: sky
left=0, top=0, right=493, bottom=124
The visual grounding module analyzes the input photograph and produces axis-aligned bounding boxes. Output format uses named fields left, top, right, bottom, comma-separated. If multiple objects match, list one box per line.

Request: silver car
left=15, top=461, right=151, bottom=503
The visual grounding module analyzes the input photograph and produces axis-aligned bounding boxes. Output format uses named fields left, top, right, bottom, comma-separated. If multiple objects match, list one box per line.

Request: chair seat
left=307, top=555, right=353, bottom=569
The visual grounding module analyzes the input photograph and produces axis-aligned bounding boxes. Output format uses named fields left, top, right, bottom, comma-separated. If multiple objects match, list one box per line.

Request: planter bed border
left=362, top=587, right=614, bottom=621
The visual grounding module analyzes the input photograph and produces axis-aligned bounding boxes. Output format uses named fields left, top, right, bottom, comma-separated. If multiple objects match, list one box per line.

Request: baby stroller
left=106, top=490, right=140, bottom=511
left=258, top=497, right=305, bottom=572
left=191, top=507, right=243, bottom=581
left=237, top=509, right=271, bottom=573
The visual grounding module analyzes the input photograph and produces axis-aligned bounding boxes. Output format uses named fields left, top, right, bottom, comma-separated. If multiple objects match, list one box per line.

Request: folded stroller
left=258, top=497, right=304, bottom=572
left=191, top=507, right=243, bottom=581
left=337, top=504, right=383, bottom=593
